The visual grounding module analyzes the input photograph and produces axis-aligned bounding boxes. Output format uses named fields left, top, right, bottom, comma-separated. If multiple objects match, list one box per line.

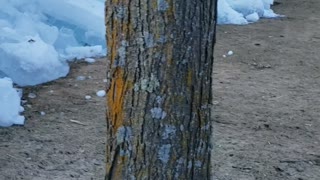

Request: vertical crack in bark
left=106, top=145, right=121, bottom=180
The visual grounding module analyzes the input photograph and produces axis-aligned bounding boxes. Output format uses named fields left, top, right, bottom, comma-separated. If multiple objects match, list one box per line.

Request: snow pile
left=218, top=0, right=280, bottom=25
left=0, top=0, right=106, bottom=127
left=0, top=78, right=24, bottom=127
left=0, top=0, right=106, bottom=86
left=0, top=35, right=69, bottom=86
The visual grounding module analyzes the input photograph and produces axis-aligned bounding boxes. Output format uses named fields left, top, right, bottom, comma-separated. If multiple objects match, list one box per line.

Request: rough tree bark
left=105, top=0, right=217, bottom=179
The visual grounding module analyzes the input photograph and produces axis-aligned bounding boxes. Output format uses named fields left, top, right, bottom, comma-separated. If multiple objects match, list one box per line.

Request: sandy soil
left=212, top=0, right=320, bottom=179
left=0, top=61, right=107, bottom=180
left=1, top=0, right=319, bottom=179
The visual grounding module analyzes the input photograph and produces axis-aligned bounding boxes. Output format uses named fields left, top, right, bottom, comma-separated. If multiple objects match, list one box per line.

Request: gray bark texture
left=105, top=0, right=217, bottom=179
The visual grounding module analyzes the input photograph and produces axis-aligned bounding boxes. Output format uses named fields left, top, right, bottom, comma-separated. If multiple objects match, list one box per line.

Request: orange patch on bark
left=107, top=68, right=128, bottom=131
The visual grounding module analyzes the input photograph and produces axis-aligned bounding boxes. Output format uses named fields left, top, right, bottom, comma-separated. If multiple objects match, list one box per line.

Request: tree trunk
left=105, top=0, right=217, bottom=179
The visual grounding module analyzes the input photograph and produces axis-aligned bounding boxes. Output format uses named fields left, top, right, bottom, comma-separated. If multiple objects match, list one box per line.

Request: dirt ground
left=212, top=0, right=320, bottom=179
left=0, top=60, right=107, bottom=179
left=1, top=0, right=319, bottom=179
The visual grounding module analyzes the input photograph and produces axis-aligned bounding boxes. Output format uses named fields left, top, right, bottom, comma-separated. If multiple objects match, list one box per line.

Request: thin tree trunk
left=105, top=0, right=217, bottom=179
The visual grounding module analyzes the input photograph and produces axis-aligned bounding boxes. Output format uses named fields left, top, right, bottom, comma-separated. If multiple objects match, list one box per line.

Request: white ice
left=0, top=78, right=25, bottom=127
left=218, top=0, right=280, bottom=25
left=85, top=58, right=96, bottom=63
left=0, top=0, right=105, bottom=86
left=96, top=90, right=106, bottom=97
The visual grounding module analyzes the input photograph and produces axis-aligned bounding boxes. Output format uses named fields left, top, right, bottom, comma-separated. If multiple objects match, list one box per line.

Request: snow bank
left=0, top=0, right=106, bottom=127
left=218, top=0, right=280, bottom=25
left=0, top=78, right=24, bottom=127
left=0, top=0, right=105, bottom=86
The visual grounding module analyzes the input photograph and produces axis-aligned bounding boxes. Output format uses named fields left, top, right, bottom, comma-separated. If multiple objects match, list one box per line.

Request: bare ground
left=212, top=0, right=320, bottom=179
left=1, top=0, right=320, bottom=179
left=0, top=61, right=107, bottom=180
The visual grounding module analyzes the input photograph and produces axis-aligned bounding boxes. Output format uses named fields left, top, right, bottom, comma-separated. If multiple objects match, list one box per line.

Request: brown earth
left=1, top=0, right=320, bottom=179
left=212, top=0, right=320, bottom=179
left=0, top=60, right=107, bottom=180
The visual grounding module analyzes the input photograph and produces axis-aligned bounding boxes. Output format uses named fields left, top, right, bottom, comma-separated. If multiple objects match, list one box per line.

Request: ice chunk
left=36, top=0, right=105, bottom=47
left=85, top=58, right=96, bottom=63
left=64, top=45, right=104, bottom=60
left=261, top=0, right=280, bottom=18
left=96, top=90, right=106, bottom=97
left=34, top=22, right=59, bottom=45
left=0, top=77, right=25, bottom=127
left=226, top=0, right=265, bottom=17
left=246, top=12, right=260, bottom=22
left=218, top=0, right=248, bottom=25
left=76, top=76, right=86, bottom=81
left=0, top=36, right=69, bottom=86
left=0, top=0, right=107, bottom=87
left=263, top=9, right=279, bottom=18
left=54, top=27, right=79, bottom=52
left=218, top=0, right=281, bottom=25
